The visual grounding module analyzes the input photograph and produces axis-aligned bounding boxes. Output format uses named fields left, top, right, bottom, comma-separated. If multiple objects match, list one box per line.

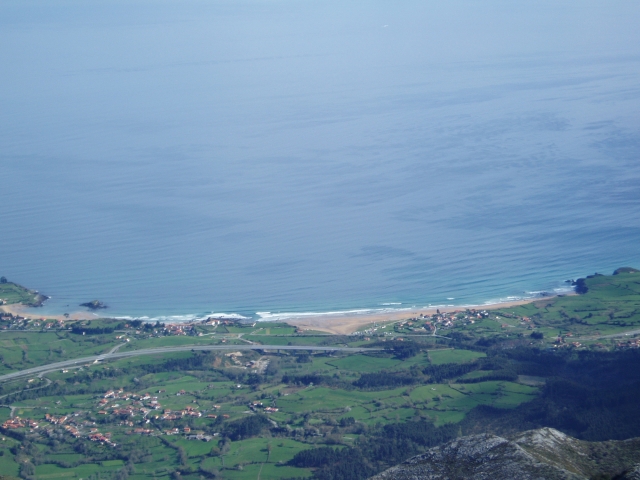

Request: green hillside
left=0, top=269, right=639, bottom=480
left=0, top=280, right=46, bottom=307
left=501, top=269, right=640, bottom=338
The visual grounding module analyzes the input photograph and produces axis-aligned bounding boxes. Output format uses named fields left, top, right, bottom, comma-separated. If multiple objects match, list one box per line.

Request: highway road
left=0, top=344, right=379, bottom=383
left=599, top=328, right=640, bottom=339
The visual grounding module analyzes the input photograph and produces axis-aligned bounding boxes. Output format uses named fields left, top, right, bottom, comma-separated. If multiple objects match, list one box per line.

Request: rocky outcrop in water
left=79, top=300, right=108, bottom=310
left=370, top=428, right=640, bottom=480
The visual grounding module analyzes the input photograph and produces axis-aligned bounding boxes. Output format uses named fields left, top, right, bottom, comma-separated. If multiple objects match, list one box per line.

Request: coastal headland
left=0, top=279, right=48, bottom=307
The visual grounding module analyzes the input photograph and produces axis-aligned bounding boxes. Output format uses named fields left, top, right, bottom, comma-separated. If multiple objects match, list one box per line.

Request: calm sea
left=1, top=0, right=639, bottom=321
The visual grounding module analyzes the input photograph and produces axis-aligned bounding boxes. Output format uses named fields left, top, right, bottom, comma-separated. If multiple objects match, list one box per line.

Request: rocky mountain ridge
left=370, top=427, right=640, bottom=480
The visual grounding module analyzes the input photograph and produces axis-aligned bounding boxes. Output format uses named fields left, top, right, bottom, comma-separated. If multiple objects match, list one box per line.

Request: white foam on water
left=256, top=306, right=414, bottom=322
left=553, top=286, right=575, bottom=294
left=114, top=312, right=251, bottom=324
left=208, top=313, right=252, bottom=320
left=35, top=277, right=579, bottom=324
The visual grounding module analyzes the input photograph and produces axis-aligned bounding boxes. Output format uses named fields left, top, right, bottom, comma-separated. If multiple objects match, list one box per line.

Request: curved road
left=0, top=344, right=378, bottom=383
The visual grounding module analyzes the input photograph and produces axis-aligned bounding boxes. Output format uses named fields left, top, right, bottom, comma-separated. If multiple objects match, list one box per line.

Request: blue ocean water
left=1, top=0, right=640, bottom=321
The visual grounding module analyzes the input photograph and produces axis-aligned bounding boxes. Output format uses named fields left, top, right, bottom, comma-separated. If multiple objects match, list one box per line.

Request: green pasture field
left=496, top=271, right=640, bottom=338
left=45, top=454, right=86, bottom=464
left=296, top=354, right=346, bottom=370
left=356, top=320, right=396, bottom=332
left=0, top=281, right=42, bottom=305
left=117, top=442, right=179, bottom=475
left=0, top=454, right=20, bottom=477
left=244, top=334, right=335, bottom=346
left=36, top=462, right=125, bottom=479
left=276, top=385, right=413, bottom=422
left=408, top=380, right=538, bottom=426
left=207, top=437, right=312, bottom=467
left=108, top=351, right=194, bottom=369
left=151, top=375, right=205, bottom=393
left=363, top=406, right=416, bottom=424
left=323, top=352, right=430, bottom=372
left=427, top=349, right=485, bottom=365
left=249, top=323, right=298, bottom=335
left=0, top=331, right=122, bottom=374
left=462, top=320, right=503, bottom=335
left=224, top=326, right=258, bottom=333
left=392, top=352, right=434, bottom=369
left=218, top=462, right=312, bottom=480
left=326, top=354, right=401, bottom=372
left=0, top=407, right=11, bottom=422
left=0, top=343, right=541, bottom=480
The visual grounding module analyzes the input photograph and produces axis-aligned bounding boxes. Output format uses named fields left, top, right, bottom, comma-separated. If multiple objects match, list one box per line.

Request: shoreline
left=282, top=296, right=565, bottom=335
left=0, top=305, right=99, bottom=321
left=1, top=294, right=573, bottom=333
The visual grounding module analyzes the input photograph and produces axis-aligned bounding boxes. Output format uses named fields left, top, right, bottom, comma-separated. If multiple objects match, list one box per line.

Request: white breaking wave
left=208, top=313, right=252, bottom=320
left=481, top=289, right=557, bottom=306
left=110, top=279, right=577, bottom=324
left=553, top=286, right=575, bottom=294
left=256, top=306, right=414, bottom=322
left=115, top=312, right=251, bottom=323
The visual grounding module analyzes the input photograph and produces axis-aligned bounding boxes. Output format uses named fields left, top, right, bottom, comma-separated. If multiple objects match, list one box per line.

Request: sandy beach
left=284, top=297, right=559, bottom=335
left=1, top=294, right=568, bottom=334
left=0, top=304, right=99, bottom=321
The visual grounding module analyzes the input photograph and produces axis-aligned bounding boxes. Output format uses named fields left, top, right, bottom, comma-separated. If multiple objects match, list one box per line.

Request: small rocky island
left=79, top=300, right=108, bottom=310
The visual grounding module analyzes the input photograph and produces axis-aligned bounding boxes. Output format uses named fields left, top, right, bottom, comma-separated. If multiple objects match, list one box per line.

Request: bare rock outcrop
left=370, top=428, right=640, bottom=480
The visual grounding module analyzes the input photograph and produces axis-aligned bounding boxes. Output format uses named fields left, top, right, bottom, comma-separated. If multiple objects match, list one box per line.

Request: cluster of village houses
left=0, top=314, right=66, bottom=330
left=117, top=317, right=255, bottom=337
left=552, top=332, right=639, bottom=350
left=248, top=400, right=278, bottom=413
left=47, top=414, right=114, bottom=445
left=1, top=413, right=118, bottom=447
left=163, top=323, right=196, bottom=336
left=365, top=310, right=492, bottom=335
left=394, top=310, right=538, bottom=333
left=0, top=314, right=244, bottom=335
left=43, top=414, right=117, bottom=446
left=615, top=337, right=640, bottom=349
left=2, top=416, right=38, bottom=430
left=95, top=388, right=235, bottom=440
left=0, top=387, right=228, bottom=446
left=553, top=332, right=582, bottom=348
left=202, top=317, right=257, bottom=328
left=352, top=309, right=543, bottom=338
left=2, top=378, right=286, bottom=446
